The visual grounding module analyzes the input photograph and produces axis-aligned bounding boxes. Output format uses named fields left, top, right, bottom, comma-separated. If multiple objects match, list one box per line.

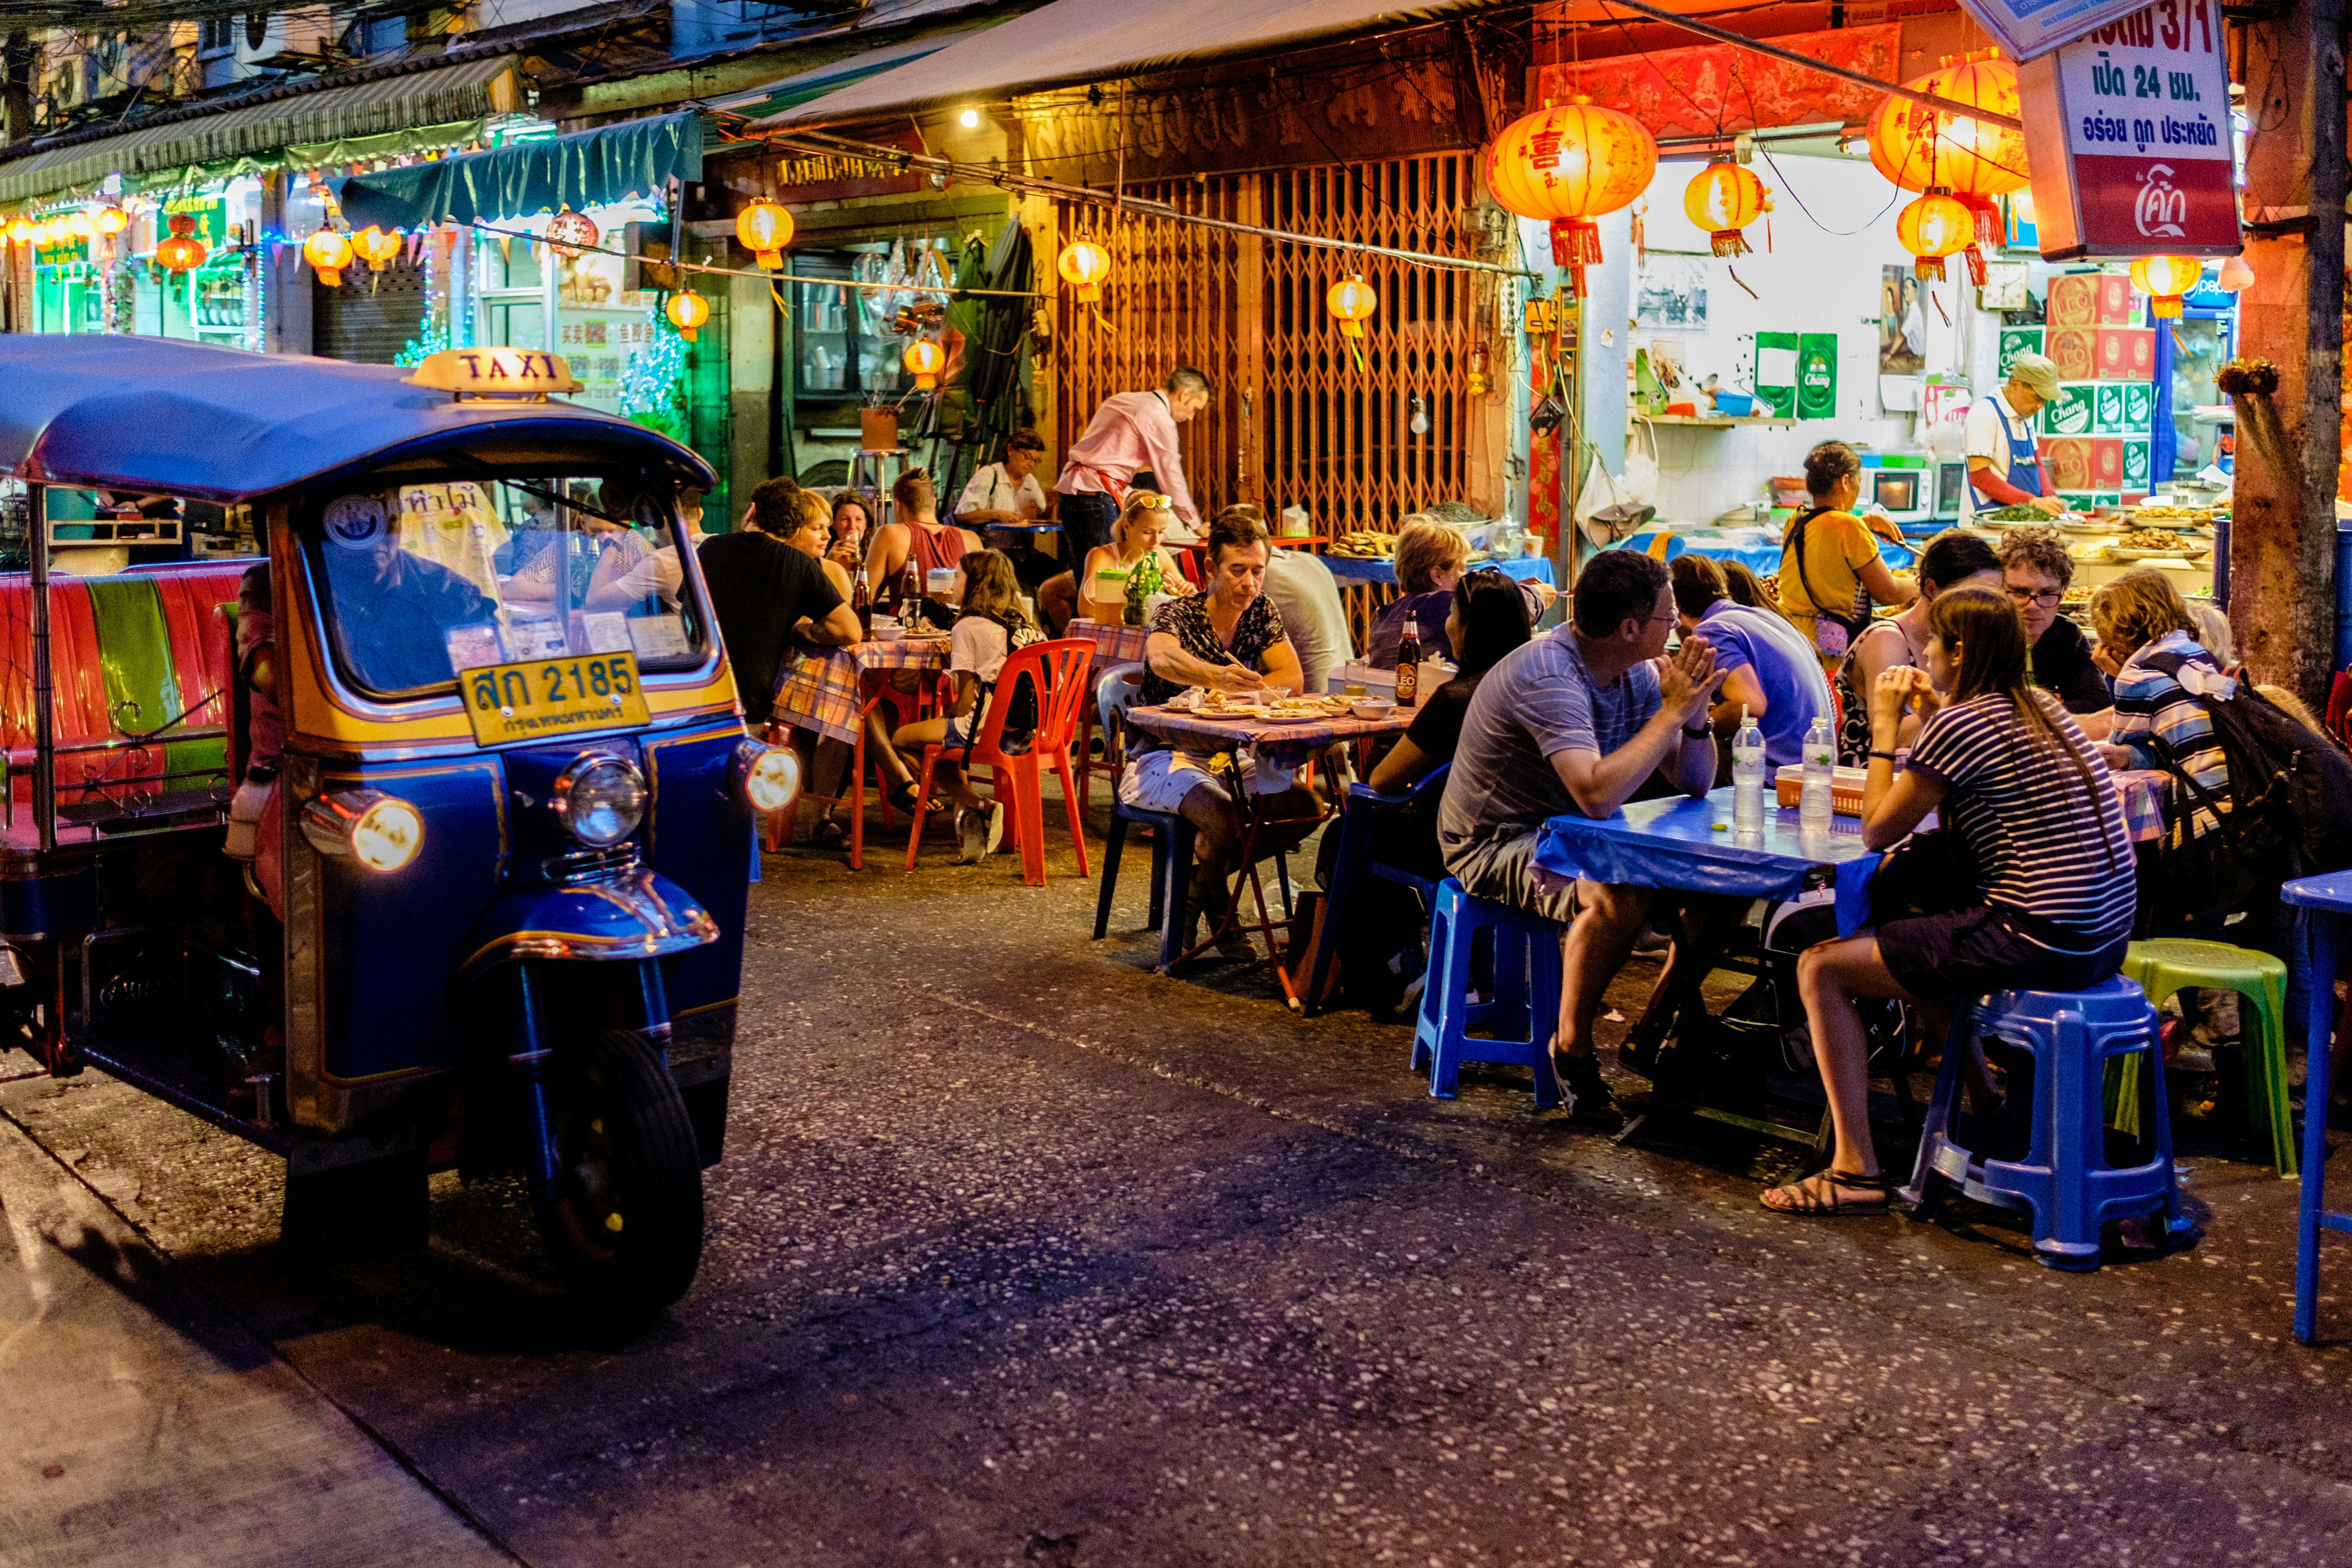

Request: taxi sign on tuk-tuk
left=404, top=347, right=584, bottom=401
left=463, top=651, right=652, bottom=746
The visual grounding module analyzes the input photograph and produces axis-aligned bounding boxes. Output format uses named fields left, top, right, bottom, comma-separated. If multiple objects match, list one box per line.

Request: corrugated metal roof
left=0, top=54, right=521, bottom=205
left=762, top=0, right=1484, bottom=126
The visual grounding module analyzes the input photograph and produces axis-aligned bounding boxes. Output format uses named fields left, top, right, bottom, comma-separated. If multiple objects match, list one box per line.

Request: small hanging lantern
left=5, top=216, right=29, bottom=247
left=2129, top=254, right=2204, bottom=318
left=1682, top=159, right=1768, bottom=257
left=63, top=210, right=92, bottom=241
left=736, top=201, right=793, bottom=269
left=1057, top=237, right=1112, bottom=302
left=352, top=226, right=401, bottom=273
left=304, top=228, right=354, bottom=287
left=93, top=206, right=126, bottom=238
left=1326, top=274, right=1378, bottom=372
left=2215, top=253, right=2254, bottom=292
left=903, top=338, right=945, bottom=391
left=665, top=289, right=711, bottom=343
left=1894, top=188, right=1972, bottom=281
left=545, top=208, right=598, bottom=259
left=1483, top=97, right=1657, bottom=297
left=154, top=213, right=208, bottom=273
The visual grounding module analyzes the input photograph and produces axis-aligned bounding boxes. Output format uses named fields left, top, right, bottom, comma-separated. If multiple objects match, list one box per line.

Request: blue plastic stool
left=1899, top=978, right=2193, bottom=1270
left=1412, top=878, right=1563, bottom=1108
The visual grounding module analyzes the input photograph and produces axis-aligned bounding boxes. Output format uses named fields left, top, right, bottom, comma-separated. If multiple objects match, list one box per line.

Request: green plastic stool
left=2114, top=939, right=2295, bottom=1178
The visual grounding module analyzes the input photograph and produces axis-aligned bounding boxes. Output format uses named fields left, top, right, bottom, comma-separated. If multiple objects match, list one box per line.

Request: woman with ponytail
left=1761, top=586, right=2136, bottom=1217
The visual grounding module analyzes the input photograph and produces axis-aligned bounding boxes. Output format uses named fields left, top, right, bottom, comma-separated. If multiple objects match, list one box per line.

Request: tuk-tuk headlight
left=732, top=739, right=801, bottom=813
left=553, top=753, right=647, bottom=848
left=300, top=790, right=424, bottom=873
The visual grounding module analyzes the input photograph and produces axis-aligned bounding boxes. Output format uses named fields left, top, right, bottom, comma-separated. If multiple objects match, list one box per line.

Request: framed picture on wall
left=1879, top=265, right=1926, bottom=377
left=1637, top=252, right=1709, bottom=330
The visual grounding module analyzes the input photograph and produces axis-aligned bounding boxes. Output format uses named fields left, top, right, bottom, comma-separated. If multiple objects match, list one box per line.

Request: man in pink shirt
left=1053, top=367, right=1211, bottom=559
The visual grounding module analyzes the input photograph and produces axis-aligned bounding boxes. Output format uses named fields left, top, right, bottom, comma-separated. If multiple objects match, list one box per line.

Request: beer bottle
left=1396, top=613, right=1422, bottom=707
left=852, top=562, right=872, bottom=639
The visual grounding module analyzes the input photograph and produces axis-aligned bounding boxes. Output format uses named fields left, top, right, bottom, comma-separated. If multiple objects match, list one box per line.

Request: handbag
left=1786, top=507, right=1873, bottom=658
left=1867, top=829, right=1981, bottom=927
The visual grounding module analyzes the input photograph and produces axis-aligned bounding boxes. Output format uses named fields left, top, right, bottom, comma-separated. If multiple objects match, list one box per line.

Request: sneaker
left=981, top=801, right=1006, bottom=856
left=956, top=807, right=989, bottom=864
left=1552, top=1052, right=1624, bottom=1129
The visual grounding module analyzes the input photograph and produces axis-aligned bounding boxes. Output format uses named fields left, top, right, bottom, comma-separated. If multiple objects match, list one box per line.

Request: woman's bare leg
left=1762, top=934, right=1929, bottom=1212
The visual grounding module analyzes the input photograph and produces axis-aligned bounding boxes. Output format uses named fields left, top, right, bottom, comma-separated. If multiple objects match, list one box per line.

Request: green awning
left=330, top=111, right=702, bottom=230
left=0, top=53, right=521, bottom=205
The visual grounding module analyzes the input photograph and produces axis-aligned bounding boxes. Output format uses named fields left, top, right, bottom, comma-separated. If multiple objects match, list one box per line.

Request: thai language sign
left=1958, top=0, right=2170, bottom=63
left=2018, top=0, right=2239, bottom=259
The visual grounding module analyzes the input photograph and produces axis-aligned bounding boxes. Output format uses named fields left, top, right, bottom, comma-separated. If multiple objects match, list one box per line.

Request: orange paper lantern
left=1057, top=238, right=1112, bottom=303
left=665, top=289, right=711, bottom=342
left=1326, top=275, right=1378, bottom=336
left=1682, top=159, right=1768, bottom=257
left=353, top=226, right=401, bottom=272
left=63, top=211, right=91, bottom=240
left=736, top=201, right=793, bottom=269
left=545, top=209, right=598, bottom=259
left=1895, top=189, right=1973, bottom=281
left=1484, top=98, right=1657, bottom=294
left=93, top=206, right=126, bottom=238
left=2129, top=254, right=2203, bottom=318
left=154, top=213, right=207, bottom=273
left=304, top=228, right=353, bottom=287
left=903, top=338, right=945, bottom=390
left=1867, top=52, right=2029, bottom=199
left=5, top=217, right=30, bottom=247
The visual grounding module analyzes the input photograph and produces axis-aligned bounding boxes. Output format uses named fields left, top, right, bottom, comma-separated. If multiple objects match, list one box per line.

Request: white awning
left=760, top=0, right=1487, bottom=127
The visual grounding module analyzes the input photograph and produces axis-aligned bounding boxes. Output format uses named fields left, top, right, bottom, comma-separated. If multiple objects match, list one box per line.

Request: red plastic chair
left=904, top=638, right=1094, bottom=885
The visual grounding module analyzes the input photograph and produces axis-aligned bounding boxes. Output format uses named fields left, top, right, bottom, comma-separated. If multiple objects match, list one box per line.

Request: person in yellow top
left=1777, top=440, right=1916, bottom=666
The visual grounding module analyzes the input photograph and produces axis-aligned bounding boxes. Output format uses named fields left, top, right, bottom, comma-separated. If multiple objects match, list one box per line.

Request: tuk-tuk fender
left=453, top=868, right=718, bottom=997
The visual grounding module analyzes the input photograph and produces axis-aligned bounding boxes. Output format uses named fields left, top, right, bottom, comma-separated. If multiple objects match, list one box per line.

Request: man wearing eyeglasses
left=1998, top=526, right=2114, bottom=736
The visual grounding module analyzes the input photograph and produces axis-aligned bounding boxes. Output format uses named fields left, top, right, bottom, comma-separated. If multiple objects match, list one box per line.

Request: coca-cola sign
left=2017, top=1, right=2240, bottom=259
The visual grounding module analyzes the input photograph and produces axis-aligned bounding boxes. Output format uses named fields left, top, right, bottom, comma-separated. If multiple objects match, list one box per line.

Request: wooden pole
left=2232, top=4, right=2345, bottom=707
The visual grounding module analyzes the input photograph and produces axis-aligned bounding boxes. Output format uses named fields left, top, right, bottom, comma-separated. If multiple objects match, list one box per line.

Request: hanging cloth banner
left=1539, top=27, right=1900, bottom=141
left=330, top=112, right=703, bottom=232
left=2016, top=2, right=2238, bottom=258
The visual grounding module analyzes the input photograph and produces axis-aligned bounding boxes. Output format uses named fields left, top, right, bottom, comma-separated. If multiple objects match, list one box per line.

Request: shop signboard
left=2018, top=1, right=2238, bottom=258
left=772, top=130, right=924, bottom=204
left=1957, top=0, right=2162, bottom=61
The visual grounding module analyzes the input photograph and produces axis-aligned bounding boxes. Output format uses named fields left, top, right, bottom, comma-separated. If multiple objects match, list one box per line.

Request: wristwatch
left=1681, top=722, right=1712, bottom=739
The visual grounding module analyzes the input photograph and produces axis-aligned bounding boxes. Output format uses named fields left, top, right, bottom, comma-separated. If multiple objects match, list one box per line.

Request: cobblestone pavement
left=2, top=823, right=2348, bottom=1567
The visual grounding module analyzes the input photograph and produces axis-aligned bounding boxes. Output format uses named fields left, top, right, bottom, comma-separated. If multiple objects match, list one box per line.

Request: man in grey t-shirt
left=1438, top=551, right=1724, bottom=1122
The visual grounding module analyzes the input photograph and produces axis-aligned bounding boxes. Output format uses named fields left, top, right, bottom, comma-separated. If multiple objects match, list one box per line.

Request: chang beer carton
left=1998, top=327, right=2045, bottom=380
left=2092, top=382, right=2154, bottom=434
left=2122, top=381, right=2155, bottom=432
left=2039, top=383, right=2097, bottom=438
left=2121, top=439, right=2152, bottom=493
left=2093, top=383, right=2126, bottom=432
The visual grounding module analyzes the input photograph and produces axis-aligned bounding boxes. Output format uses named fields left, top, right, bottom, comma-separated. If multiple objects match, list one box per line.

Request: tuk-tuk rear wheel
left=530, top=1028, right=705, bottom=1321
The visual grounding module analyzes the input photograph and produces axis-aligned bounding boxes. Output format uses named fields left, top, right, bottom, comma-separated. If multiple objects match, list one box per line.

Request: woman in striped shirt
left=2091, top=570, right=2232, bottom=841
left=1762, top=587, right=2135, bottom=1217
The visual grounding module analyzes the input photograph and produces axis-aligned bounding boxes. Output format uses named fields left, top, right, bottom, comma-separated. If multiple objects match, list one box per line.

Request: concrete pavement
left=0, top=822, right=2348, bottom=1565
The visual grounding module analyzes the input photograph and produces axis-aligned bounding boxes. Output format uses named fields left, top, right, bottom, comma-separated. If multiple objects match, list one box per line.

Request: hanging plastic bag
left=1573, top=439, right=1657, bottom=549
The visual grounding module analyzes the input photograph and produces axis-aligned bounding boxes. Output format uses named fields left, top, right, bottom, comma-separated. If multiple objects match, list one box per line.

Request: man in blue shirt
left=1668, top=554, right=1832, bottom=766
left=1438, top=551, right=1725, bottom=1123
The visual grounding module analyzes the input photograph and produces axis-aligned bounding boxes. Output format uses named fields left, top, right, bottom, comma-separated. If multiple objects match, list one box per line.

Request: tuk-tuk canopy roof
left=0, top=335, right=715, bottom=504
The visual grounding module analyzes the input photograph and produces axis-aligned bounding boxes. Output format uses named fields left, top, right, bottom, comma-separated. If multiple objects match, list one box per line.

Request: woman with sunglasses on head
left=1759, top=586, right=2135, bottom=1217
left=1073, top=489, right=1197, bottom=626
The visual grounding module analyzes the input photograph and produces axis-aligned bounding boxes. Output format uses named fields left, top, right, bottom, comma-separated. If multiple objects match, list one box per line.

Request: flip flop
left=1758, top=1168, right=1894, bottom=1217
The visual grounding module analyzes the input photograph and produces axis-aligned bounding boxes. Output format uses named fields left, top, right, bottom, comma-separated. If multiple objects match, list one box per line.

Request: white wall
left=1620, top=151, right=1994, bottom=523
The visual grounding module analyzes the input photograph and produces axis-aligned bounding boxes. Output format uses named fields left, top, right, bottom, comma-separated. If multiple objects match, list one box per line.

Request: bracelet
left=1867, top=749, right=1900, bottom=763
left=1681, top=723, right=1713, bottom=739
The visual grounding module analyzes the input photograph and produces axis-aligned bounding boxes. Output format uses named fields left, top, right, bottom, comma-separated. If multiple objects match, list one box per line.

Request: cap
left=2008, top=352, right=2061, bottom=400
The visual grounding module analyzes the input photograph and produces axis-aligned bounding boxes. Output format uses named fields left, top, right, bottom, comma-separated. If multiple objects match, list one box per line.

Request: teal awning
left=330, top=110, right=701, bottom=230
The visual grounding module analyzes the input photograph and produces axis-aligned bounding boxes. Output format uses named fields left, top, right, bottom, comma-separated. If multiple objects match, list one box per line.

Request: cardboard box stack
left=2031, top=272, right=2157, bottom=511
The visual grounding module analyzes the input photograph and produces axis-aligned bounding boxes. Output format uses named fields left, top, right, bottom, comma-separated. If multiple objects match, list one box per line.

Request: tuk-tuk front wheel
left=530, top=1029, right=705, bottom=1321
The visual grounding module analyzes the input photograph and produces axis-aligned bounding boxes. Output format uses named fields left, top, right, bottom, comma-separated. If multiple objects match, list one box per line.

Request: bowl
left=1714, top=392, right=1755, bottom=416
left=1351, top=699, right=1397, bottom=721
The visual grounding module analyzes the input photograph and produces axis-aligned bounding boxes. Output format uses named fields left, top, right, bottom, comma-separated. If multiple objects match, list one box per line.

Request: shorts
left=1445, top=825, right=1588, bottom=926
left=1875, top=904, right=2127, bottom=1001
left=945, top=716, right=1030, bottom=753
left=1119, top=746, right=1265, bottom=814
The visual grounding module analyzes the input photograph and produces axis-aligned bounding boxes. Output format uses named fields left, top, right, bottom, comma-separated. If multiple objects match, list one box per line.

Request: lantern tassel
left=1963, top=245, right=1989, bottom=288
left=1709, top=228, right=1750, bottom=259
left=1550, top=218, right=1603, bottom=301
left=1914, top=256, right=1947, bottom=282
left=770, top=281, right=792, bottom=320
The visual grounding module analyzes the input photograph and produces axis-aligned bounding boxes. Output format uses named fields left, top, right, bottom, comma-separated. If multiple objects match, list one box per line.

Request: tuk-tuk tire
left=530, top=1028, right=705, bottom=1322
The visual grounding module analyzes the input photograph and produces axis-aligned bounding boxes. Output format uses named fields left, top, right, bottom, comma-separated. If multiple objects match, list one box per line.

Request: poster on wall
left=1878, top=267, right=1926, bottom=377
left=1797, top=333, right=1839, bottom=421
left=2017, top=1, right=2239, bottom=258
left=1636, top=253, right=1709, bottom=330
left=553, top=226, right=661, bottom=418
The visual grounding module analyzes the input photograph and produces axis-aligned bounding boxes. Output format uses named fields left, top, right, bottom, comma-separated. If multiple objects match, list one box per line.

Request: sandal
left=813, top=817, right=849, bottom=849
left=1759, top=1168, right=1893, bottom=1217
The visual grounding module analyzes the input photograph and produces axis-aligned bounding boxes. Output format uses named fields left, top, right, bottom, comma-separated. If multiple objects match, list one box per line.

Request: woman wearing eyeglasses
left=1074, top=489, right=1197, bottom=626
left=1997, top=526, right=2114, bottom=739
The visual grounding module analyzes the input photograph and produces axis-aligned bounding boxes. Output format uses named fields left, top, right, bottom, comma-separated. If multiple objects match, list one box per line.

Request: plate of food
left=2108, top=528, right=2209, bottom=559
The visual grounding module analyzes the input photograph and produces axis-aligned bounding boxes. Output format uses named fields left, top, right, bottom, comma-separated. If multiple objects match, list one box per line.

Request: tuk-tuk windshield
left=303, top=477, right=709, bottom=699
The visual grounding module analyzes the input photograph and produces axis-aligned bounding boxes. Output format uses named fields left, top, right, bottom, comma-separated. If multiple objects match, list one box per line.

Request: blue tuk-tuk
left=0, top=335, right=795, bottom=1320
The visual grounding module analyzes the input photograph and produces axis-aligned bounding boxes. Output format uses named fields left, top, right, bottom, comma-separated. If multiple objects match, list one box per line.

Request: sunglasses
left=1126, top=492, right=1174, bottom=511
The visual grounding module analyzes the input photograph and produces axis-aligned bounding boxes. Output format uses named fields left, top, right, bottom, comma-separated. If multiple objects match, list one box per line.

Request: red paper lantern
left=1682, top=159, right=1768, bottom=257
left=154, top=213, right=207, bottom=273
left=2129, top=254, right=2204, bottom=318
left=545, top=209, right=598, bottom=259
left=1484, top=98, right=1656, bottom=294
left=1870, top=50, right=2029, bottom=283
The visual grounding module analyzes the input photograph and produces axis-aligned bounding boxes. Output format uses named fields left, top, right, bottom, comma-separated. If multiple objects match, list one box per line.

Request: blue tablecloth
left=1534, top=790, right=1884, bottom=935
left=1324, top=553, right=1556, bottom=588
left=1611, top=527, right=1914, bottom=578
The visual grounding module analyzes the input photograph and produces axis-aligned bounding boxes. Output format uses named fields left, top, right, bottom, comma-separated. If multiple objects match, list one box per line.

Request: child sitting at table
left=891, top=549, right=1042, bottom=864
left=1761, top=587, right=2134, bottom=1217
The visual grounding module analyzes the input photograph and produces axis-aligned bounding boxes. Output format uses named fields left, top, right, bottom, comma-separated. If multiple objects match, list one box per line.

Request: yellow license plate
left=463, top=652, right=651, bottom=747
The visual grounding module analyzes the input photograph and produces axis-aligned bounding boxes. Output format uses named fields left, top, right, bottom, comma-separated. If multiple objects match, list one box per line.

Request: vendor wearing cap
left=1963, top=352, right=2064, bottom=521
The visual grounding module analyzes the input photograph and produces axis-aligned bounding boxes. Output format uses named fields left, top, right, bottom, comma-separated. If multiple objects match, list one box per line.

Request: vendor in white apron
left=1962, top=351, right=2065, bottom=522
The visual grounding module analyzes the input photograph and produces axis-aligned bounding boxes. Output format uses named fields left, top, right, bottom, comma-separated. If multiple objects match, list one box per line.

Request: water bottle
left=1800, top=714, right=1835, bottom=832
left=1732, top=706, right=1767, bottom=834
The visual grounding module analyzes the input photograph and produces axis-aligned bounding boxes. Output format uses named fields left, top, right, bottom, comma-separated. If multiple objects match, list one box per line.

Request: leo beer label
left=2096, top=328, right=2156, bottom=379
left=2046, top=273, right=2102, bottom=326
left=2042, top=437, right=2096, bottom=491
